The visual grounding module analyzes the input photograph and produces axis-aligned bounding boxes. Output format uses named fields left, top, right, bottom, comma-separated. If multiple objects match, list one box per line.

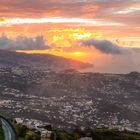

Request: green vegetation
left=0, top=118, right=140, bottom=140
left=90, top=128, right=140, bottom=140
left=0, top=124, right=4, bottom=140
left=49, top=128, right=140, bottom=140
left=13, top=122, right=41, bottom=140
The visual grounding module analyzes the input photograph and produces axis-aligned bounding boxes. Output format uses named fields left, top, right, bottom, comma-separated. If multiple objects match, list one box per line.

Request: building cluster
left=0, top=67, right=140, bottom=133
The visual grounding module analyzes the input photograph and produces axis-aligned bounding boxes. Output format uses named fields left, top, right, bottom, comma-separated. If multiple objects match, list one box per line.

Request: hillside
left=0, top=50, right=92, bottom=70
left=0, top=67, right=140, bottom=131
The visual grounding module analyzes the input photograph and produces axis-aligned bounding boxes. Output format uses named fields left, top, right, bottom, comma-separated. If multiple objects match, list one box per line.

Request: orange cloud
left=0, top=18, right=7, bottom=22
left=81, top=5, right=99, bottom=12
left=0, top=22, right=139, bottom=48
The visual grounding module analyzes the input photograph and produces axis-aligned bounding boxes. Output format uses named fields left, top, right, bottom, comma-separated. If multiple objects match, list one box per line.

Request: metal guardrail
left=0, top=116, right=17, bottom=140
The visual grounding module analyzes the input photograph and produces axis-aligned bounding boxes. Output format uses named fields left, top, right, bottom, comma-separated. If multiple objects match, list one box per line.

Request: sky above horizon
left=0, top=0, right=140, bottom=73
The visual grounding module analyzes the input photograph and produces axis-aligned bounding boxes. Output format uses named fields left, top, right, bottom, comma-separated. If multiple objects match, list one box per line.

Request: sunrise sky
left=0, top=0, right=140, bottom=73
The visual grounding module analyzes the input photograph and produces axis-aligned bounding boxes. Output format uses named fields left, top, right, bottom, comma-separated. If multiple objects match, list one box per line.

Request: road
left=0, top=116, right=17, bottom=140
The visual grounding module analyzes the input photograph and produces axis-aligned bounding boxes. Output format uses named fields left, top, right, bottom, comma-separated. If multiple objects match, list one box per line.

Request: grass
left=0, top=124, right=4, bottom=140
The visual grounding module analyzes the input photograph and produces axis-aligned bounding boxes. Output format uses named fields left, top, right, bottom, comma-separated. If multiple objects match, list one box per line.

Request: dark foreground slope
left=1, top=119, right=140, bottom=140
left=0, top=125, right=4, bottom=140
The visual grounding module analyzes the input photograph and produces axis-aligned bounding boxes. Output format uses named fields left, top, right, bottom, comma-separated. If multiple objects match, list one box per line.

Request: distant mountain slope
left=0, top=50, right=93, bottom=70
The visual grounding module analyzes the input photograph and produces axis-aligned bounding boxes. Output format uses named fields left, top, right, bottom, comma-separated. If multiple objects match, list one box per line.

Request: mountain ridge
left=0, top=50, right=93, bottom=70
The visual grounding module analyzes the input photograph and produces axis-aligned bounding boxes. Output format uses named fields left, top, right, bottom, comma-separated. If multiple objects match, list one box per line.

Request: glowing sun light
left=72, top=33, right=92, bottom=40
left=73, top=52, right=82, bottom=55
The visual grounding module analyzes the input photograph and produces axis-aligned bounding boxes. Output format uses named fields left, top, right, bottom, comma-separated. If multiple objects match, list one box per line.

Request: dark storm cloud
left=0, top=35, right=49, bottom=50
left=80, top=39, right=132, bottom=55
